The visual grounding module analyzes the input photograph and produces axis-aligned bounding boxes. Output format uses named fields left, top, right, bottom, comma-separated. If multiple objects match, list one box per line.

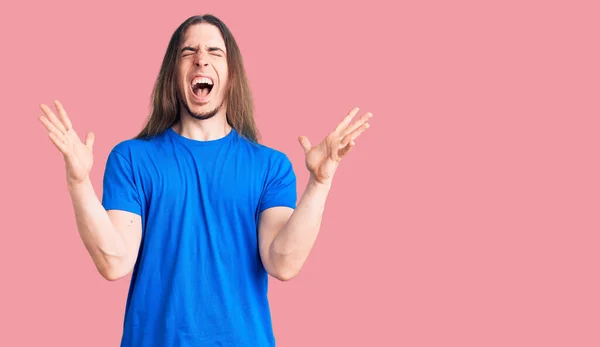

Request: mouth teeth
left=192, top=77, right=213, bottom=88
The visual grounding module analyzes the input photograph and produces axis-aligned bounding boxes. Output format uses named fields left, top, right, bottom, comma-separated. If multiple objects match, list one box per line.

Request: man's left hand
left=298, top=107, right=372, bottom=186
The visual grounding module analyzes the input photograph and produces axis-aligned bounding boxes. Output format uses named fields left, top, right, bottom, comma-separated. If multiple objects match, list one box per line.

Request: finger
left=54, top=100, right=73, bottom=131
left=39, top=115, right=67, bottom=143
left=40, top=104, right=67, bottom=134
left=339, top=140, right=356, bottom=158
left=342, top=112, right=372, bottom=138
left=40, top=103, right=67, bottom=134
left=48, top=132, right=68, bottom=154
left=298, top=136, right=312, bottom=154
left=334, top=107, right=360, bottom=134
left=85, top=132, right=95, bottom=150
left=341, top=122, right=370, bottom=147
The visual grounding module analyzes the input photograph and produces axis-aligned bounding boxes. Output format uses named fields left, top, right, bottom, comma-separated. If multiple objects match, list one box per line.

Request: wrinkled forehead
left=181, top=23, right=226, bottom=50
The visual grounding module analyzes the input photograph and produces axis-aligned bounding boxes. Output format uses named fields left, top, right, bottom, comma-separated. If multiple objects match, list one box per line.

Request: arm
left=69, top=178, right=142, bottom=281
left=258, top=107, right=372, bottom=281
left=39, top=100, right=141, bottom=282
left=258, top=179, right=330, bottom=281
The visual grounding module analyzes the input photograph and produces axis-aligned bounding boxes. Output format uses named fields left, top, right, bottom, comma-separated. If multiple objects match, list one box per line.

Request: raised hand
left=298, top=107, right=372, bottom=185
left=38, top=100, right=95, bottom=185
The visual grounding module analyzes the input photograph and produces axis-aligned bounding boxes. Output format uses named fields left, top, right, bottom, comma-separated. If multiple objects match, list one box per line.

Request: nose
left=194, top=51, right=209, bottom=67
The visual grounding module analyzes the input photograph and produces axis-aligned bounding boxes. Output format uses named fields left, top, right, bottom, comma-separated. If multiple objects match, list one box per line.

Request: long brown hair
left=135, top=14, right=260, bottom=142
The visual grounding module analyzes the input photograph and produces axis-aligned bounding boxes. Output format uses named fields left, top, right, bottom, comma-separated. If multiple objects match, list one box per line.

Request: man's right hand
left=39, top=100, right=95, bottom=185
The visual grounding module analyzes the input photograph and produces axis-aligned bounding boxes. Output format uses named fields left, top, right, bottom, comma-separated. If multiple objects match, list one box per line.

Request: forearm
left=269, top=178, right=331, bottom=278
left=67, top=177, right=128, bottom=278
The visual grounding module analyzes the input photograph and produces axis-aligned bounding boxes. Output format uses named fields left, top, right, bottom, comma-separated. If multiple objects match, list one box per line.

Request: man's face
left=177, top=23, right=228, bottom=120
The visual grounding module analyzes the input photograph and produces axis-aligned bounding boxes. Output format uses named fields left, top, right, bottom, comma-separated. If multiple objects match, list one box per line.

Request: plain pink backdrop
left=1, top=0, right=599, bottom=346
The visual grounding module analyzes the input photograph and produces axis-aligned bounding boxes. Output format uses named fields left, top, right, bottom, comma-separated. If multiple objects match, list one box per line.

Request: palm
left=63, top=129, right=94, bottom=183
left=39, top=100, right=96, bottom=184
left=299, top=107, right=372, bottom=185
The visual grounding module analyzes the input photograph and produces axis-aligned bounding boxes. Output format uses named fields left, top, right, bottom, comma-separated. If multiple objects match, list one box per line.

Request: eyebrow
left=207, top=47, right=225, bottom=53
left=180, top=46, right=226, bottom=54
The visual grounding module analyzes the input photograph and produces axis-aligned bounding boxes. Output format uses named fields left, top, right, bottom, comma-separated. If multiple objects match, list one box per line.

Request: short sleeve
left=258, top=152, right=297, bottom=213
left=101, top=148, right=142, bottom=216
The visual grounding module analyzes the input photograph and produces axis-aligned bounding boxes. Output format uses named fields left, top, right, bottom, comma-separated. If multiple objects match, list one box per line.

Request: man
left=38, top=14, right=371, bottom=346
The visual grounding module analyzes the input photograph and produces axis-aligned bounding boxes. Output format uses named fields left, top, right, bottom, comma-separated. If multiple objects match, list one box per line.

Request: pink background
left=2, top=0, right=599, bottom=346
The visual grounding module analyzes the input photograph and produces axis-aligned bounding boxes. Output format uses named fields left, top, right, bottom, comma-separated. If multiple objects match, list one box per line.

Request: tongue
left=199, top=87, right=210, bottom=97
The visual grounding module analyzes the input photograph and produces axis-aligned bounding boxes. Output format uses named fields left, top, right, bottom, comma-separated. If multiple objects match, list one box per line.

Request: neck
left=173, top=110, right=231, bottom=141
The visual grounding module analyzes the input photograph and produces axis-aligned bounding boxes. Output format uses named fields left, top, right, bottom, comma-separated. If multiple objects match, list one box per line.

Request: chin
left=182, top=94, right=223, bottom=121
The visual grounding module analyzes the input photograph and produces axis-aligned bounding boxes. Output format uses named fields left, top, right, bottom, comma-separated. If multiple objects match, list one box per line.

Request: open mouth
left=191, top=76, right=214, bottom=98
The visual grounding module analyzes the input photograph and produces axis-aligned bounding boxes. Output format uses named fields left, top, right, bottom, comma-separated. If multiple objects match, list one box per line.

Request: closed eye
left=180, top=46, right=226, bottom=57
left=208, top=47, right=225, bottom=57
left=181, top=47, right=197, bottom=57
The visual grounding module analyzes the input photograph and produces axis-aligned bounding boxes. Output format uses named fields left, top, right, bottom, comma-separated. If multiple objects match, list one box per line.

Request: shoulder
left=253, top=144, right=296, bottom=183
left=258, top=144, right=290, bottom=162
left=103, top=133, right=171, bottom=178
left=231, top=133, right=297, bottom=187
left=108, top=132, right=168, bottom=160
left=247, top=140, right=294, bottom=170
left=230, top=130, right=291, bottom=164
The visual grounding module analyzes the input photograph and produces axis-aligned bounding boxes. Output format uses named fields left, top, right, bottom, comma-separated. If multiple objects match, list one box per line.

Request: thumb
left=85, top=132, right=95, bottom=150
left=298, top=136, right=311, bottom=154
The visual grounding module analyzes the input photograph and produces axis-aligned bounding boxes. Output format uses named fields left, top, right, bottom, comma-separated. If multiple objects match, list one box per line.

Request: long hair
left=135, top=14, right=260, bottom=142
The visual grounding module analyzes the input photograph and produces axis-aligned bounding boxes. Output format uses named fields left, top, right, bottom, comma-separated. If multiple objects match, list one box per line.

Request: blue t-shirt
left=101, top=126, right=297, bottom=346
